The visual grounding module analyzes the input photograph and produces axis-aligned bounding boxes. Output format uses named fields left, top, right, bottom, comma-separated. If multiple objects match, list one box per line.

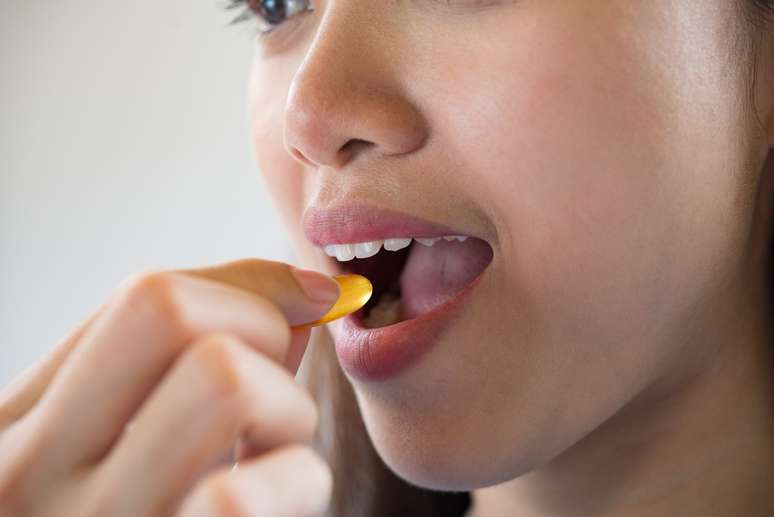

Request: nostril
left=341, top=138, right=374, bottom=156
left=288, top=140, right=371, bottom=169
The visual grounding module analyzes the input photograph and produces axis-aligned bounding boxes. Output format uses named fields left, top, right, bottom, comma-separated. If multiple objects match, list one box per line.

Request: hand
left=0, top=258, right=341, bottom=517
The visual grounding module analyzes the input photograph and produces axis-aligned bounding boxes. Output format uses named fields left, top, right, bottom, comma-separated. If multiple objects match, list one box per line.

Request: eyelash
left=223, top=0, right=315, bottom=37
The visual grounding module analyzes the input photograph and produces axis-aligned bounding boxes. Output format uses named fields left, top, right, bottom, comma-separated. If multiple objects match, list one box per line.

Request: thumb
left=174, top=258, right=339, bottom=326
left=173, top=258, right=371, bottom=327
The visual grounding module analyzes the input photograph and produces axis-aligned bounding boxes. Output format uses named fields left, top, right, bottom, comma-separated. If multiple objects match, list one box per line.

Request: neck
left=469, top=273, right=774, bottom=517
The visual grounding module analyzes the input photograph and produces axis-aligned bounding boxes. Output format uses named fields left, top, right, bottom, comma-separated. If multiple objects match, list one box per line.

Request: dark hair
left=746, top=0, right=774, bottom=29
left=739, top=0, right=774, bottom=136
left=302, top=4, right=774, bottom=516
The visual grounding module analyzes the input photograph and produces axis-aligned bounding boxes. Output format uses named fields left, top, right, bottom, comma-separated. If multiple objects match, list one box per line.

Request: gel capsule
left=292, top=274, right=372, bottom=329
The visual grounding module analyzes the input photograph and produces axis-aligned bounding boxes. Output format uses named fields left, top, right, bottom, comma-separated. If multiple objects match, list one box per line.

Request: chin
left=352, top=387, right=545, bottom=492
left=369, top=429, right=539, bottom=492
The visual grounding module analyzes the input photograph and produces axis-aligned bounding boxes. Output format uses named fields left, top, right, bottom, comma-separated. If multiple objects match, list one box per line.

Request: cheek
left=355, top=5, right=756, bottom=487
left=432, top=4, right=750, bottom=350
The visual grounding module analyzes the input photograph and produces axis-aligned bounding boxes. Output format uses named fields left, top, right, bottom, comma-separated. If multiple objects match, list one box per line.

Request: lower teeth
left=361, top=291, right=402, bottom=328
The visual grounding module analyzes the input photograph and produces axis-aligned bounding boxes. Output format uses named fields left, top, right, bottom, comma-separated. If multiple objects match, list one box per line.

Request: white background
left=1, top=0, right=292, bottom=385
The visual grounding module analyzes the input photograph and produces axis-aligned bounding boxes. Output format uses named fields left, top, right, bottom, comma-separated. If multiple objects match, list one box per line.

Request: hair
left=298, top=4, right=774, bottom=516
left=740, top=1, right=774, bottom=134
left=745, top=0, right=774, bottom=31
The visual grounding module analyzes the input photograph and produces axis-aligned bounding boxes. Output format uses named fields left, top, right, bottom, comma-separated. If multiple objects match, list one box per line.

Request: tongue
left=399, top=238, right=493, bottom=319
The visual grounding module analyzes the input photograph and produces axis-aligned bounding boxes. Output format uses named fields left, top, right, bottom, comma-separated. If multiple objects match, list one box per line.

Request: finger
left=95, top=333, right=319, bottom=517
left=174, top=258, right=340, bottom=326
left=175, top=444, right=332, bottom=517
left=0, top=258, right=336, bottom=428
left=231, top=327, right=312, bottom=466
left=0, top=300, right=107, bottom=429
left=283, top=326, right=313, bottom=375
left=30, top=267, right=335, bottom=468
left=0, top=259, right=340, bottom=428
left=229, top=327, right=313, bottom=466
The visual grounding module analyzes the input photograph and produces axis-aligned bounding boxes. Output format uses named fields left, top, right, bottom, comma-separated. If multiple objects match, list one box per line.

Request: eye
left=224, top=0, right=314, bottom=36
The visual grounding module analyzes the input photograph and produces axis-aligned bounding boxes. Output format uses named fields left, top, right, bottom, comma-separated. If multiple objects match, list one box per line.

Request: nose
left=283, top=5, right=428, bottom=170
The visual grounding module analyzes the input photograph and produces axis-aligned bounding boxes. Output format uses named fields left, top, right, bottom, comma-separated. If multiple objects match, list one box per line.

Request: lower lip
left=330, top=265, right=490, bottom=381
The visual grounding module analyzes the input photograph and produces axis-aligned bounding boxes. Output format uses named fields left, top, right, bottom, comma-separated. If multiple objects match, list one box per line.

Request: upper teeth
left=323, top=235, right=468, bottom=261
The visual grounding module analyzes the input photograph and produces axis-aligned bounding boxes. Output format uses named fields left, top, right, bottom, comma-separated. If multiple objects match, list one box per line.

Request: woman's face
left=249, top=0, right=772, bottom=489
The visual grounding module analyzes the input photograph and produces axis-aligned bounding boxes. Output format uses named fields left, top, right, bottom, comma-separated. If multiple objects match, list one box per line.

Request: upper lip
left=302, top=203, right=469, bottom=247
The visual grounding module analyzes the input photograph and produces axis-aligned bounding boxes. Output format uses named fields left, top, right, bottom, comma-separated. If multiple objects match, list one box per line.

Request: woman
left=2, top=1, right=774, bottom=515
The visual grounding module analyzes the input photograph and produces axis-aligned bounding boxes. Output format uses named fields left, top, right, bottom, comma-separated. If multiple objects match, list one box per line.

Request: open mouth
left=325, top=236, right=494, bottom=329
left=337, top=241, right=410, bottom=328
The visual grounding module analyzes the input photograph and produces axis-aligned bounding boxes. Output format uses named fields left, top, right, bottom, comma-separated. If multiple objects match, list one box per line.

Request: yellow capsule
left=292, top=274, right=372, bottom=329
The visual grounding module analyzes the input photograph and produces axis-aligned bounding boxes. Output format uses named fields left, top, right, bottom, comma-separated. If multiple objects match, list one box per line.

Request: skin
left=0, top=261, right=339, bottom=516
left=250, top=1, right=774, bottom=515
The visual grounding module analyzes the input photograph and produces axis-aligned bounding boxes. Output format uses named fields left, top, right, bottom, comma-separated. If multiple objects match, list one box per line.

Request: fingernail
left=289, top=267, right=340, bottom=305
left=297, top=274, right=373, bottom=328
